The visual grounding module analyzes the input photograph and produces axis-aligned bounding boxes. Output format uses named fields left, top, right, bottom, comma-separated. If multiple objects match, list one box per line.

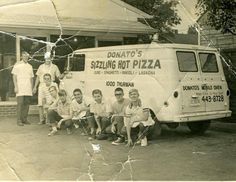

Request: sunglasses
left=115, top=93, right=123, bottom=96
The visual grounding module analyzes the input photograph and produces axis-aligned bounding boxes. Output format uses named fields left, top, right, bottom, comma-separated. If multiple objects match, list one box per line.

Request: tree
left=122, top=0, right=181, bottom=35
left=196, top=0, right=236, bottom=35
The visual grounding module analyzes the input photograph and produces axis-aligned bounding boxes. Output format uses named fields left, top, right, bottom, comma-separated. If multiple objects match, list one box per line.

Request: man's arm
left=33, top=76, right=39, bottom=94
left=12, top=75, right=18, bottom=94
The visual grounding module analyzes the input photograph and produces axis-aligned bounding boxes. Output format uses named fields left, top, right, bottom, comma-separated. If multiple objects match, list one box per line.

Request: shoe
left=81, top=132, right=88, bottom=136
left=48, top=129, right=57, bottom=136
left=96, top=134, right=108, bottom=140
left=23, top=121, right=31, bottom=125
left=74, top=123, right=79, bottom=129
left=112, top=137, right=124, bottom=145
left=38, top=121, right=45, bottom=125
left=17, top=122, right=24, bottom=126
left=67, top=128, right=72, bottom=135
left=107, top=135, right=117, bottom=141
left=141, top=136, right=148, bottom=147
left=136, top=140, right=141, bottom=144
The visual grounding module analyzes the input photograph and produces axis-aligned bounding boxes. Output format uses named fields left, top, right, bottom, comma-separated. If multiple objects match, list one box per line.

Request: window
left=69, top=54, right=85, bottom=71
left=176, top=51, right=198, bottom=72
left=199, top=53, right=218, bottom=73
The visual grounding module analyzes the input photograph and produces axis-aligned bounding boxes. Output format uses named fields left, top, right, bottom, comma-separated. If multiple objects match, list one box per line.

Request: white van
left=60, top=42, right=231, bottom=134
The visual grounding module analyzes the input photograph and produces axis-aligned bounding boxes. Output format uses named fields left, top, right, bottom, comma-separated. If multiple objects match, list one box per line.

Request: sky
left=175, top=0, right=199, bottom=33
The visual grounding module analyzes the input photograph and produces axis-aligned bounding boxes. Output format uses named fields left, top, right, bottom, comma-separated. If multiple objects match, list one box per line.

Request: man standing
left=33, top=52, right=61, bottom=124
left=12, top=51, right=34, bottom=126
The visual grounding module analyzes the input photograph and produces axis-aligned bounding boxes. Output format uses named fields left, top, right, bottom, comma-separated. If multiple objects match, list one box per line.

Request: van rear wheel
left=187, top=121, right=211, bottom=134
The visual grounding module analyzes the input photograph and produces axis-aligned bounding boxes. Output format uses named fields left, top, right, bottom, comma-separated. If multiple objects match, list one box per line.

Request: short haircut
left=58, top=89, right=67, bottom=96
left=49, top=85, right=57, bottom=91
left=73, top=88, right=82, bottom=95
left=92, top=89, right=102, bottom=96
left=21, top=51, right=29, bottom=56
left=114, top=87, right=123, bottom=93
left=129, top=88, right=139, bottom=95
left=43, top=73, right=51, bottom=79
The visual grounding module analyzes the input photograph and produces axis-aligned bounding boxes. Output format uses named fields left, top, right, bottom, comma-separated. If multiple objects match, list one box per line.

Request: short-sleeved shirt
left=111, top=98, right=130, bottom=116
left=125, top=105, right=155, bottom=128
left=11, top=61, right=34, bottom=97
left=90, top=100, right=111, bottom=117
left=41, top=82, right=58, bottom=105
left=36, top=63, right=60, bottom=83
left=71, top=99, right=89, bottom=119
left=51, top=99, right=71, bottom=118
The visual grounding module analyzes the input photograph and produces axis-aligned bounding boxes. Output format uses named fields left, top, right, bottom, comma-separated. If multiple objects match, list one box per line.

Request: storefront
left=0, top=0, right=155, bottom=104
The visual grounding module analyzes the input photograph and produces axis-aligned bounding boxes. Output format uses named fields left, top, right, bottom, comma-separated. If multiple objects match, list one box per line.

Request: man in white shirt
left=11, top=51, right=34, bottom=126
left=39, top=73, right=58, bottom=124
left=89, top=89, right=111, bottom=140
left=33, top=52, right=61, bottom=124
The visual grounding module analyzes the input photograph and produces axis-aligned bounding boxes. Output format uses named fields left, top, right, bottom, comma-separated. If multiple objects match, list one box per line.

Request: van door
left=177, top=51, right=206, bottom=113
left=198, top=52, right=227, bottom=111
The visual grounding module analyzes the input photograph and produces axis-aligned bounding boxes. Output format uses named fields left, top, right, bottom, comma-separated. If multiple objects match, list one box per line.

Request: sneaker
left=112, top=137, right=124, bottom=145
left=141, top=136, right=148, bottom=147
left=67, top=128, right=72, bottom=135
left=96, top=134, right=108, bottom=140
left=107, top=135, right=117, bottom=141
left=74, top=123, right=79, bottom=129
left=23, top=121, right=31, bottom=125
left=136, top=140, right=141, bottom=145
left=17, top=122, right=24, bottom=126
left=81, top=132, right=87, bottom=136
left=48, top=129, right=57, bottom=136
left=38, top=120, right=45, bottom=125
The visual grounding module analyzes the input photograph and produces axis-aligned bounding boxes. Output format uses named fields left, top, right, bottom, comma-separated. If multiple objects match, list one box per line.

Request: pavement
left=0, top=115, right=235, bottom=181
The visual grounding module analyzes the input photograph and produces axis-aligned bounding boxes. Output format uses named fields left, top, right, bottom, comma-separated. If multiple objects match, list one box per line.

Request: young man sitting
left=47, top=89, right=73, bottom=136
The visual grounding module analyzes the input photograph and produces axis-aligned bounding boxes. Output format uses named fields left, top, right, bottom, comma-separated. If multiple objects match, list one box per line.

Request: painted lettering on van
left=183, top=85, right=200, bottom=91
left=91, top=60, right=116, bottom=69
left=90, top=59, right=161, bottom=70
left=106, top=81, right=134, bottom=87
left=133, top=59, right=161, bottom=69
left=107, top=50, right=142, bottom=58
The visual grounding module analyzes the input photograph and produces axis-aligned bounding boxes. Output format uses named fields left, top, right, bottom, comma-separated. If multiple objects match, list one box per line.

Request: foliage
left=122, top=0, right=181, bottom=35
left=196, top=0, right=236, bottom=35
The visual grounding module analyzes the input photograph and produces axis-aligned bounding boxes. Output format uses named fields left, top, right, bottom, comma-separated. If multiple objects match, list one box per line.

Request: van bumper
left=173, top=110, right=232, bottom=122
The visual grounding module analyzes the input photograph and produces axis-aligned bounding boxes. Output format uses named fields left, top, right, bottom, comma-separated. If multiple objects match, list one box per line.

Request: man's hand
left=111, top=124, right=116, bottom=133
left=57, top=119, right=64, bottom=129
left=96, top=127, right=101, bottom=135
left=32, top=87, right=37, bottom=95
left=14, top=86, right=18, bottom=94
left=126, top=138, right=133, bottom=147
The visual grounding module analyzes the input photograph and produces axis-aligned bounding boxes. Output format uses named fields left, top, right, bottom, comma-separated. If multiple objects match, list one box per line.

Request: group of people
left=11, top=51, right=156, bottom=147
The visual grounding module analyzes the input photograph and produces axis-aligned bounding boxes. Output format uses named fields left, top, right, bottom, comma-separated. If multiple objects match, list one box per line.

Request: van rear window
left=199, top=53, right=218, bottom=73
left=176, top=51, right=198, bottom=72
left=69, top=54, right=85, bottom=71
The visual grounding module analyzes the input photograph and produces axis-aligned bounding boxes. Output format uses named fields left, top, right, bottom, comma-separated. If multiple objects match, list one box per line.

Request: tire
left=187, top=121, right=211, bottom=134
left=166, top=123, right=179, bottom=129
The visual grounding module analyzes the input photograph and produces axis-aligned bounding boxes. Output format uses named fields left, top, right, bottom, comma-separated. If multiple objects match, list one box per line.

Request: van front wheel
left=187, top=121, right=211, bottom=134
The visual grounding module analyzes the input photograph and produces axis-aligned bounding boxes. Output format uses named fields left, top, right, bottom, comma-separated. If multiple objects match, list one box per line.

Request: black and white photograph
left=0, top=0, right=235, bottom=181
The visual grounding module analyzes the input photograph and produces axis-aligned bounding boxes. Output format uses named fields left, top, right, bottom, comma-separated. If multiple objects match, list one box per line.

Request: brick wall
left=0, top=102, right=38, bottom=117
left=0, top=102, right=17, bottom=117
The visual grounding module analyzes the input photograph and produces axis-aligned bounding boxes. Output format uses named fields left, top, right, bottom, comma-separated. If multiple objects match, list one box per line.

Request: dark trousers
left=121, top=123, right=150, bottom=141
left=47, top=110, right=73, bottom=129
left=87, top=115, right=111, bottom=133
left=16, top=96, right=31, bottom=123
left=105, top=116, right=124, bottom=136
